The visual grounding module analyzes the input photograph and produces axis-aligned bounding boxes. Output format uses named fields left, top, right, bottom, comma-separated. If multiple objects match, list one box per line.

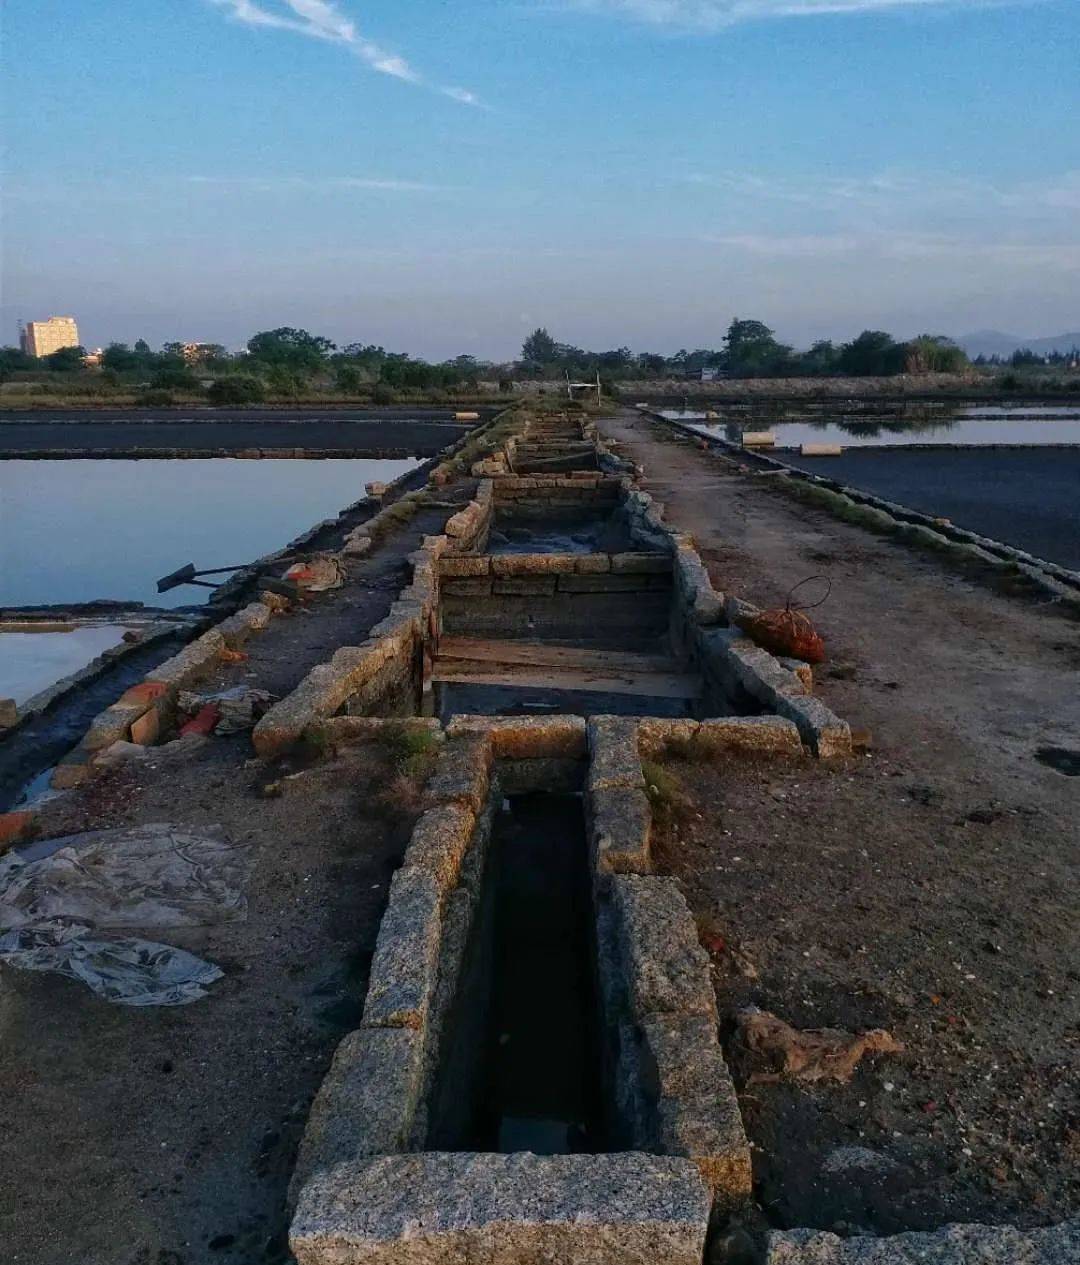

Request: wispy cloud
left=208, top=0, right=479, bottom=103
left=685, top=168, right=1080, bottom=218
left=701, top=230, right=1080, bottom=270
left=571, top=0, right=1035, bottom=29
left=185, top=174, right=447, bottom=192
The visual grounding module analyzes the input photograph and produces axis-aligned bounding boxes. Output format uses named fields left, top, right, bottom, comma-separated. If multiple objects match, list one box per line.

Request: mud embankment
left=0, top=409, right=482, bottom=458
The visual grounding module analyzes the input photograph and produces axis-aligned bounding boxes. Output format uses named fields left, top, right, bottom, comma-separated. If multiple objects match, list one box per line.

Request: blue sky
left=3, top=0, right=1078, bottom=358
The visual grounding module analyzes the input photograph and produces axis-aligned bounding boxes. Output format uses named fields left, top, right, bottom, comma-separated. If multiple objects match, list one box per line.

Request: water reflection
left=658, top=408, right=1080, bottom=448
left=0, top=457, right=419, bottom=608
left=0, top=625, right=128, bottom=704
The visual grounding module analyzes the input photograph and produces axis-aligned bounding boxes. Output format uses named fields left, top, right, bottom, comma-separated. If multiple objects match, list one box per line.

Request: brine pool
left=0, top=455, right=419, bottom=711
left=0, top=457, right=420, bottom=609
left=0, top=625, right=130, bottom=705
left=660, top=408, right=1080, bottom=449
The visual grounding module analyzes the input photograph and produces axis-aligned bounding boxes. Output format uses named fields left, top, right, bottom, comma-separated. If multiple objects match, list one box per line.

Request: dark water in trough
left=484, top=795, right=604, bottom=1154
left=488, top=511, right=634, bottom=556
left=428, top=794, right=605, bottom=1156
left=436, top=680, right=697, bottom=720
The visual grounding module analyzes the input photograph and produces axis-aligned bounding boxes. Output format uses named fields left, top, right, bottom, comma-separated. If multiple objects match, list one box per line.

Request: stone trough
left=288, top=713, right=764, bottom=1264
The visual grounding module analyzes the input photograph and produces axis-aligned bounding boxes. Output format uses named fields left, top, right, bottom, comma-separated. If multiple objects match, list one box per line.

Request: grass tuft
left=641, top=758, right=692, bottom=823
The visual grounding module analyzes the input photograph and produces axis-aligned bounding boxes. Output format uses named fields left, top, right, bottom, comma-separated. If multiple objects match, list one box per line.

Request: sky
left=2, top=0, right=1078, bottom=360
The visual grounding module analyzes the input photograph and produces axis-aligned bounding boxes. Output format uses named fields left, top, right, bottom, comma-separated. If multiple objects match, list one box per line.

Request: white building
left=21, top=316, right=81, bottom=358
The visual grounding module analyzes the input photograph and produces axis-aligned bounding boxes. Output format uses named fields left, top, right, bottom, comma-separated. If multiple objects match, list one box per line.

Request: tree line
left=0, top=317, right=1027, bottom=402
left=520, top=320, right=971, bottom=379
left=0, top=328, right=490, bottom=404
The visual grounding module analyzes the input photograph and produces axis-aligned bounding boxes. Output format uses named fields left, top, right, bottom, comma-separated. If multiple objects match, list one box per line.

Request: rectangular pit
left=426, top=792, right=605, bottom=1156
left=289, top=721, right=754, bottom=1263
left=433, top=553, right=737, bottom=720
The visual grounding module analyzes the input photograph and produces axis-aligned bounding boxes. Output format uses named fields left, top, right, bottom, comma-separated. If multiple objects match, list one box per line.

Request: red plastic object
left=179, top=703, right=221, bottom=737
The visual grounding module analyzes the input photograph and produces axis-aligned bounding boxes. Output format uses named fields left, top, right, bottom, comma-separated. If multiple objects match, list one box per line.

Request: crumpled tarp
left=0, top=922, right=224, bottom=1006
left=0, top=824, right=245, bottom=1006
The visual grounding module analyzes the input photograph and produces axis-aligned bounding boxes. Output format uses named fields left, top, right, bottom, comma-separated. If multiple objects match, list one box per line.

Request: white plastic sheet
left=0, top=824, right=245, bottom=1006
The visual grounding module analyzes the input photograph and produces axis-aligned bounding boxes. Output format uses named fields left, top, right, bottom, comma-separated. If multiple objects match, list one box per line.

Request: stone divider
left=248, top=413, right=542, bottom=758
left=51, top=596, right=281, bottom=787
left=585, top=714, right=757, bottom=1211
left=492, top=471, right=624, bottom=515
left=1, top=617, right=189, bottom=736
left=252, top=507, right=487, bottom=759
left=438, top=549, right=672, bottom=599
left=292, top=1153, right=711, bottom=1265
left=255, top=408, right=852, bottom=760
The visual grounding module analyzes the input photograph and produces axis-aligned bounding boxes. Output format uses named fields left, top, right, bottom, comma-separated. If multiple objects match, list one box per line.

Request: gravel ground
left=650, top=751, right=1078, bottom=1234
left=0, top=739, right=417, bottom=1265
left=603, top=410, right=1079, bottom=1235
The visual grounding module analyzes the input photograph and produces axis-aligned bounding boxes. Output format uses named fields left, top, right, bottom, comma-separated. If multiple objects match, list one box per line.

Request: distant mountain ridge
left=957, top=329, right=1080, bottom=359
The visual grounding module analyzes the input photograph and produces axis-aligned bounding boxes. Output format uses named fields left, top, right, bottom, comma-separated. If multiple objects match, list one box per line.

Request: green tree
left=798, top=340, right=841, bottom=376
left=838, top=330, right=906, bottom=376
left=905, top=335, right=969, bottom=374
left=724, top=319, right=791, bottom=377
left=336, top=342, right=388, bottom=374
left=335, top=364, right=364, bottom=393
left=101, top=342, right=141, bottom=374
left=521, top=328, right=558, bottom=365
left=264, top=363, right=311, bottom=397
left=0, top=346, right=36, bottom=378
left=44, top=345, right=88, bottom=372
left=151, top=366, right=201, bottom=391
left=246, top=327, right=335, bottom=372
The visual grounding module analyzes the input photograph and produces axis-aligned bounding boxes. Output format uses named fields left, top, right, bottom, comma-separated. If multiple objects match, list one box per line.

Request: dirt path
left=603, top=410, right=1079, bottom=1233
left=603, top=410, right=1080, bottom=787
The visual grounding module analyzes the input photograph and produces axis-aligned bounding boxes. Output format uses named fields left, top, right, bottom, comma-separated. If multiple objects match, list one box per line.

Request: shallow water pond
left=0, top=625, right=128, bottom=705
left=661, top=409, right=1080, bottom=448
left=0, top=457, right=419, bottom=608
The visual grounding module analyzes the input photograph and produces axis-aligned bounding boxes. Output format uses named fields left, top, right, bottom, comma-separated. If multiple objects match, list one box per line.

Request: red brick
left=180, top=703, right=221, bottom=737
left=0, top=811, right=34, bottom=850
left=118, top=680, right=169, bottom=706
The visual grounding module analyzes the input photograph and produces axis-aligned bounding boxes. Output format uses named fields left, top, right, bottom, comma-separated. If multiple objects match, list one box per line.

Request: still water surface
left=0, top=457, right=419, bottom=608
left=660, top=409, right=1080, bottom=448
left=0, top=626, right=128, bottom=704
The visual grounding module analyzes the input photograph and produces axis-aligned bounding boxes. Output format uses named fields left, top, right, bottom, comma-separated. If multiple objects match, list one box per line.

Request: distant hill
left=958, top=330, right=1080, bottom=359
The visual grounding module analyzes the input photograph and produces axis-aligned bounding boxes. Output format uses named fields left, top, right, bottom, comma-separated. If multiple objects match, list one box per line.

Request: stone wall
left=287, top=711, right=783, bottom=1261
left=614, top=479, right=853, bottom=756
left=492, top=472, right=624, bottom=519
left=439, top=551, right=674, bottom=646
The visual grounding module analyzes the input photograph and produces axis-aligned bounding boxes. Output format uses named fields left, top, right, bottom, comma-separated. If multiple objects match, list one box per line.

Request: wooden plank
left=432, top=660, right=703, bottom=700
left=436, top=636, right=678, bottom=675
